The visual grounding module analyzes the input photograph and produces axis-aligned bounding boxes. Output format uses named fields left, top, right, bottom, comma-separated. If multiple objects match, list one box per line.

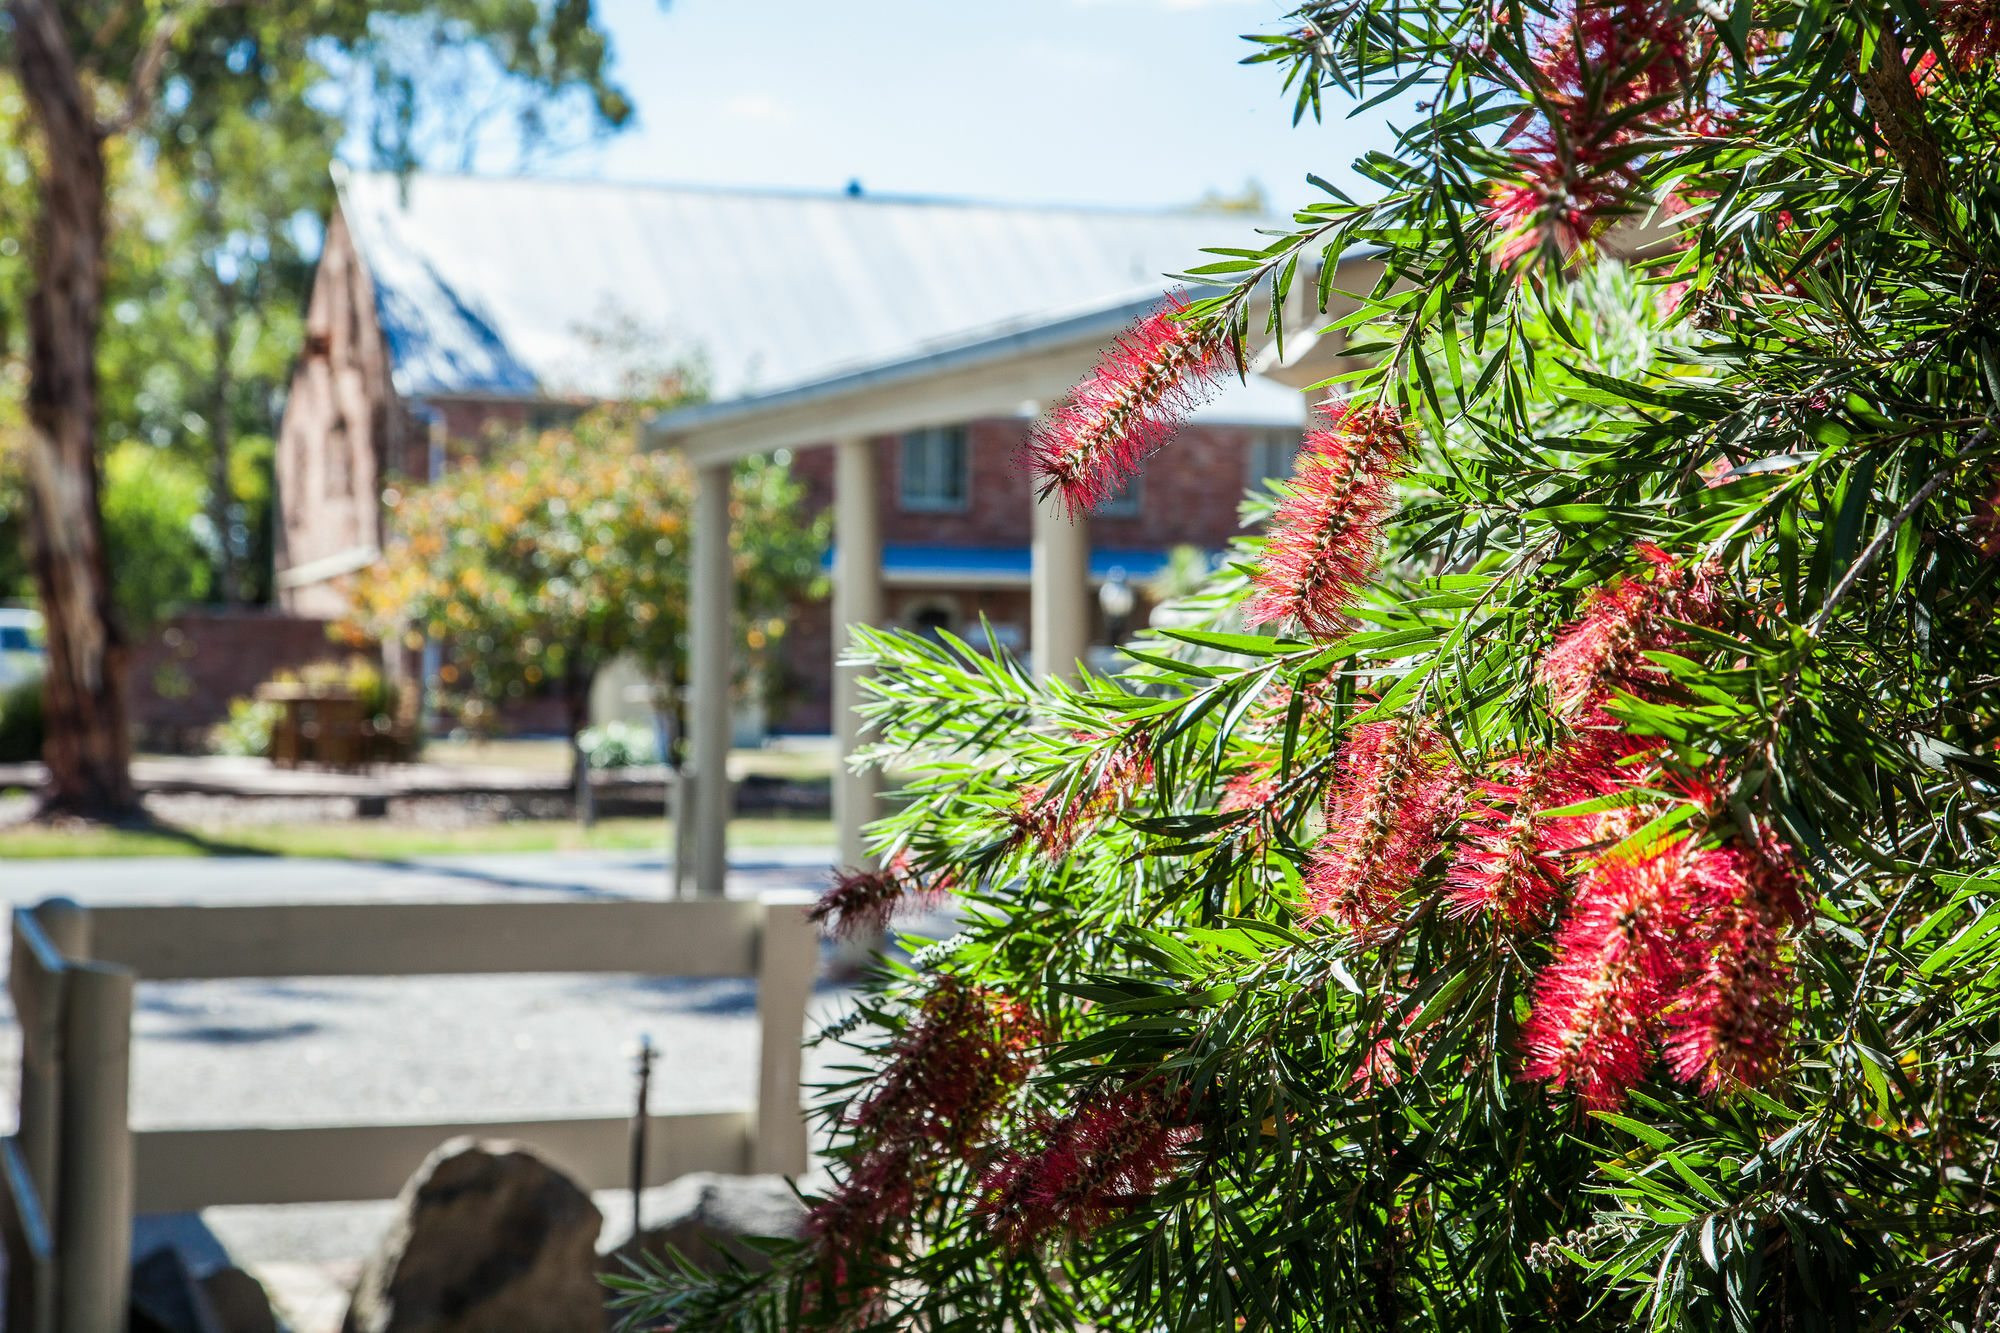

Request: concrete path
left=0, top=848, right=861, bottom=1332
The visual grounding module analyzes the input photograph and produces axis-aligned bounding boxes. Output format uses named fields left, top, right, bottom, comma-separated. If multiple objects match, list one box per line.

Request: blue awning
left=822, top=544, right=1182, bottom=584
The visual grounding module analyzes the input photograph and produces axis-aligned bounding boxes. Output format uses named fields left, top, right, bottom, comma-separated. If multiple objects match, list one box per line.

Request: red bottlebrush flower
left=1219, top=762, right=1284, bottom=849
left=803, top=977, right=1041, bottom=1300
left=1007, top=781, right=1085, bottom=859
left=1534, top=0, right=1688, bottom=107
left=1221, top=763, right=1278, bottom=815
left=1025, top=296, right=1230, bottom=518
left=1537, top=545, right=1725, bottom=717
left=1073, top=720, right=1156, bottom=807
left=803, top=1143, right=917, bottom=1262
left=1247, top=403, right=1412, bottom=638
left=1245, top=675, right=1340, bottom=740
left=1934, top=0, right=2000, bottom=68
left=1664, top=838, right=1807, bottom=1092
left=1488, top=0, right=1692, bottom=268
left=1303, top=716, right=1457, bottom=939
left=978, top=1085, right=1193, bottom=1248
left=1910, top=48, right=1942, bottom=92
left=1654, top=277, right=1694, bottom=319
left=1520, top=837, right=1695, bottom=1109
left=1351, top=1015, right=1438, bottom=1092
left=1487, top=153, right=1629, bottom=268
left=1531, top=720, right=1672, bottom=851
left=1446, top=753, right=1591, bottom=928
left=1353, top=1032, right=1406, bottom=1092
left=851, top=974, right=1043, bottom=1153
left=810, top=860, right=949, bottom=939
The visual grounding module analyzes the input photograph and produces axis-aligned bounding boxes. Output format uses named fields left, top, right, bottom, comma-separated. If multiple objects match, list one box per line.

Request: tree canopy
left=348, top=407, right=827, bottom=764
left=0, top=1, right=647, bottom=607
left=0, top=0, right=645, bottom=813
left=622, top=2, right=2000, bottom=1330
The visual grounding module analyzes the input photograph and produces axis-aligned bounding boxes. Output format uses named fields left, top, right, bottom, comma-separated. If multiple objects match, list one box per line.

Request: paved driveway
left=1, top=845, right=833, bottom=907
left=0, top=849, right=860, bottom=1330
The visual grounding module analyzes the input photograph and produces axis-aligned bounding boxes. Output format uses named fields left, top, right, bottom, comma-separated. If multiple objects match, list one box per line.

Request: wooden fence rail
left=4, top=892, right=817, bottom=1333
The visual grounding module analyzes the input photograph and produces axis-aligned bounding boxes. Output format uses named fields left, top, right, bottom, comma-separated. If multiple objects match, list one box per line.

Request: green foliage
left=100, top=441, right=212, bottom=629
left=207, top=696, right=279, bottom=758
left=626, top=4, right=2000, bottom=1331
left=0, top=674, right=42, bottom=764
left=292, top=655, right=400, bottom=731
left=580, top=719, right=659, bottom=769
left=0, top=2, right=644, bottom=610
left=209, top=656, right=404, bottom=758
left=1145, top=544, right=1222, bottom=605
left=350, top=407, right=827, bottom=740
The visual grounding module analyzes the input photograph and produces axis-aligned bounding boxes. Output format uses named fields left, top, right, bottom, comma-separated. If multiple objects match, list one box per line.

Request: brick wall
left=788, top=419, right=1265, bottom=553
left=773, top=595, right=833, bottom=734
left=128, top=609, right=359, bottom=752
left=771, top=421, right=1271, bottom=732
left=275, top=209, right=398, bottom=620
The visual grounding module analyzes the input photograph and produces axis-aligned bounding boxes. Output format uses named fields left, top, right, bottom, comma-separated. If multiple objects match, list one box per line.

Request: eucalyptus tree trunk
left=567, top=663, right=597, bottom=829
left=8, top=0, right=139, bottom=818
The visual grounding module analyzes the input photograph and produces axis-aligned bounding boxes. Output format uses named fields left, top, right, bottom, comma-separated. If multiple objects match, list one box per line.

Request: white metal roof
left=336, top=170, right=1295, bottom=416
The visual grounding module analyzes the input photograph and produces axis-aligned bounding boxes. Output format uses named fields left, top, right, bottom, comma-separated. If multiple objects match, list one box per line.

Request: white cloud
left=722, top=94, right=795, bottom=126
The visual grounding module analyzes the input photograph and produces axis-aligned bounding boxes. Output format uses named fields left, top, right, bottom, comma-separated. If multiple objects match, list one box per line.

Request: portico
left=647, top=272, right=1373, bottom=898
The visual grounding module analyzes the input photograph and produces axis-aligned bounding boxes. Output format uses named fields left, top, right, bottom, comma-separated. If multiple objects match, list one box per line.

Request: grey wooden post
left=7, top=910, right=67, bottom=1333
left=10, top=911, right=68, bottom=1239
left=31, top=900, right=89, bottom=964
left=751, top=895, right=817, bottom=1175
left=1, top=1137, right=58, bottom=1333
left=56, top=963, right=134, bottom=1333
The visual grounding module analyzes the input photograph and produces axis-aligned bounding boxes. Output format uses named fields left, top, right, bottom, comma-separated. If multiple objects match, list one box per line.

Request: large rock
left=130, top=1246, right=225, bottom=1333
left=200, top=1268, right=280, bottom=1333
left=602, top=1173, right=806, bottom=1278
left=344, top=1138, right=604, bottom=1333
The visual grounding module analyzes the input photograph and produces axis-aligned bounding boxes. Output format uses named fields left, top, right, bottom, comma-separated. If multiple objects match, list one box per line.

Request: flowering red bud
left=1025, top=297, right=1230, bottom=519
left=1247, top=402, right=1410, bottom=639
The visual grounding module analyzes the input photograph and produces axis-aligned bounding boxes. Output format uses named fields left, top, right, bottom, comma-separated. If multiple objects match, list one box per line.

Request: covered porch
left=645, top=279, right=1369, bottom=897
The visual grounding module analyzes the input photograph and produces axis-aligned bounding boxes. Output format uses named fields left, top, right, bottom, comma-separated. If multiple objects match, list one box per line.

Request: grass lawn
left=0, top=815, right=834, bottom=861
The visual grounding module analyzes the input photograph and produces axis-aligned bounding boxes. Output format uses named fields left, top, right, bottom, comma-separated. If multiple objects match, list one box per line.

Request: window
left=905, top=596, right=961, bottom=645
left=1247, top=430, right=1301, bottom=491
left=900, top=426, right=969, bottom=511
left=1098, top=474, right=1141, bottom=517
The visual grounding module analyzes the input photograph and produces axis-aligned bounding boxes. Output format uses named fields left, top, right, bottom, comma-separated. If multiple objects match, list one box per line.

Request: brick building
left=276, top=171, right=1329, bottom=738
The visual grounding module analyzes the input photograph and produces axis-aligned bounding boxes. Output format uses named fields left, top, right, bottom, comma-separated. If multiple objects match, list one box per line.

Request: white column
left=832, top=436, right=884, bottom=870
left=1032, top=489, right=1091, bottom=682
left=689, top=460, right=733, bottom=899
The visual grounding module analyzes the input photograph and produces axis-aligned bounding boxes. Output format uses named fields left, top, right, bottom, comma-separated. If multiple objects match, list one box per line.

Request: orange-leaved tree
left=350, top=407, right=825, bottom=812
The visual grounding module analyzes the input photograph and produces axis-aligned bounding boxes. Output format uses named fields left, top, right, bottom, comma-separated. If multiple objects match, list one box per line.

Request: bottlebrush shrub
left=614, top=3, right=2000, bottom=1331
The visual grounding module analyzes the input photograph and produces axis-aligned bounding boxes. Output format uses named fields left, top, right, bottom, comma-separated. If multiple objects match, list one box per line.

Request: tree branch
left=94, top=0, right=238, bottom=138
left=84, top=0, right=143, bottom=71
left=1810, top=422, right=1996, bottom=635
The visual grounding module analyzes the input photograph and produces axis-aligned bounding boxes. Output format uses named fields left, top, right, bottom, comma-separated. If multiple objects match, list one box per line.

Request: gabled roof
left=335, top=169, right=1289, bottom=410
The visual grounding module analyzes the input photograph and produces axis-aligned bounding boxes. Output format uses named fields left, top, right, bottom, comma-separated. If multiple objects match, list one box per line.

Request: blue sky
left=558, top=0, right=1417, bottom=212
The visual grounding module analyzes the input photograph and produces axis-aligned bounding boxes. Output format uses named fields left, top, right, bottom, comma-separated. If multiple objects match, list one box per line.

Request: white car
left=0, top=609, right=45, bottom=693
